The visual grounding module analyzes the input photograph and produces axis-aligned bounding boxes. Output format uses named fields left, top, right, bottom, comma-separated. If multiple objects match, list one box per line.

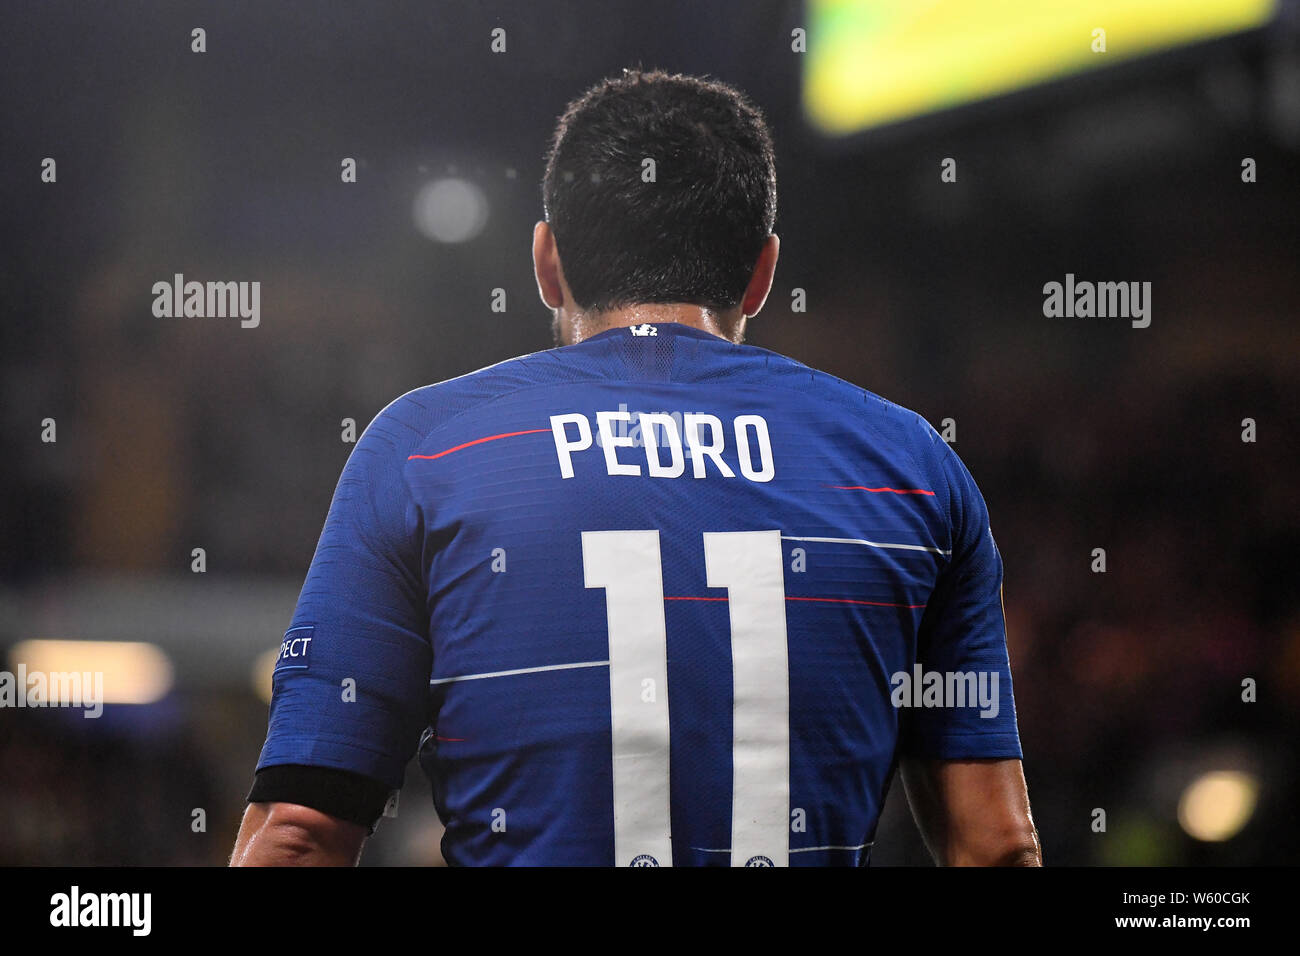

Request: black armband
left=247, top=764, right=393, bottom=832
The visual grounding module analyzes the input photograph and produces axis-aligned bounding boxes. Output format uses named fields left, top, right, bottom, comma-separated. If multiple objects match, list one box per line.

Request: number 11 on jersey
left=582, top=529, right=791, bottom=867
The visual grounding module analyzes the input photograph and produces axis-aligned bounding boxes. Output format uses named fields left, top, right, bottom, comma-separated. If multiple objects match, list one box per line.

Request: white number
left=581, top=531, right=673, bottom=866
left=583, top=529, right=790, bottom=867
left=703, top=531, right=791, bottom=867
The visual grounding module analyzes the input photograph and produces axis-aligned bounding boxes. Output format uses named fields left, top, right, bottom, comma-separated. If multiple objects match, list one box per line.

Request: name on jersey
left=550, top=411, right=774, bottom=482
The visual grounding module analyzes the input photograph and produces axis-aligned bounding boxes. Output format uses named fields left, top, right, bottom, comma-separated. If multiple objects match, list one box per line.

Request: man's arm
left=239, top=398, right=432, bottom=866
left=230, top=801, right=367, bottom=867
left=901, top=756, right=1041, bottom=866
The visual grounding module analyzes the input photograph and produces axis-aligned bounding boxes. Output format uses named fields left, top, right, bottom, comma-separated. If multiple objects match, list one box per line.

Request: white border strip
left=690, top=842, right=874, bottom=855
left=782, top=535, right=950, bottom=556
left=430, top=659, right=610, bottom=686
left=790, top=842, right=874, bottom=854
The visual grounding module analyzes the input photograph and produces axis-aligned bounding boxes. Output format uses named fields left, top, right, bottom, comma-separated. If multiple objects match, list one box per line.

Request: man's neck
left=568, top=303, right=745, bottom=344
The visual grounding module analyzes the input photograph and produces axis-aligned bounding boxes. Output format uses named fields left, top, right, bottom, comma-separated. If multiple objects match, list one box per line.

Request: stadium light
left=803, top=0, right=1277, bottom=134
left=1177, top=769, right=1259, bottom=842
left=413, top=177, right=489, bottom=243
left=251, top=646, right=279, bottom=705
left=8, top=639, right=173, bottom=705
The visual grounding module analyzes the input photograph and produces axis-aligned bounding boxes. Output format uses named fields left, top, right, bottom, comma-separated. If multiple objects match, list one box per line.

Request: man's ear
left=533, top=221, right=565, bottom=310
left=740, top=234, right=780, bottom=318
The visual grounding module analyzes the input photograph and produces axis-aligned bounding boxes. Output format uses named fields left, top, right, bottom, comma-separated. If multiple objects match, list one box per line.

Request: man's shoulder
left=366, top=337, right=947, bottom=462
left=742, top=342, right=944, bottom=452
left=360, top=346, right=594, bottom=452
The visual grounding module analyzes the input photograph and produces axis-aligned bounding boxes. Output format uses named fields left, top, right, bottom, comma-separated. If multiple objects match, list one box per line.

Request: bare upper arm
left=230, top=801, right=368, bottom=867
left=900, top=757, right=1041, bottom=866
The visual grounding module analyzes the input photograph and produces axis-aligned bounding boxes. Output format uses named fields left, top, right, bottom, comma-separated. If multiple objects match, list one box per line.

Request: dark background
left=1, top=0, right=1297, bottom=865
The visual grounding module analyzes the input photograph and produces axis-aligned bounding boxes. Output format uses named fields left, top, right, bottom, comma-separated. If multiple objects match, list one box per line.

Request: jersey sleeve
left=255, top=399, right=432, bottom=792
left=899, top=432, right=1022, bottom=760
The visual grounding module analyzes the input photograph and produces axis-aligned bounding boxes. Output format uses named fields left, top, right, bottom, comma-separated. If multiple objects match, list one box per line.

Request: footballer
left=231, top=70, right=1041, bottom=867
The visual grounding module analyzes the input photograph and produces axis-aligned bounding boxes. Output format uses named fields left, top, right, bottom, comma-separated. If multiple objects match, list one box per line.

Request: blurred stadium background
left=1, top=0, right=1296, bottom=865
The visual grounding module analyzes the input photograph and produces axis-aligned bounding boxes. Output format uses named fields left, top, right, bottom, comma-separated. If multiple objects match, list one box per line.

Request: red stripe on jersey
left=785, top=595, right=927, bottom=609
left=666, top=595, right=925, bottom=609
left=825, top=484, right=936, bottom=496
left=408, top=428, right=551, bottom=461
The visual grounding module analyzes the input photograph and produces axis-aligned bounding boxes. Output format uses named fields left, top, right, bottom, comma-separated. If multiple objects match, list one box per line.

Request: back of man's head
left=543, top=69, right=777, bottom=314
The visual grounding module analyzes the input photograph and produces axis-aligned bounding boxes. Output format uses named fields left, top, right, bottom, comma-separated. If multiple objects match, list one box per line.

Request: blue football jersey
left=257, top=321, right=1021, bottom=866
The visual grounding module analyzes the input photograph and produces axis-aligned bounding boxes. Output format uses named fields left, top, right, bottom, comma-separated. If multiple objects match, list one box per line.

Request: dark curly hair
left=543, top=69, right=777, bottom=313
